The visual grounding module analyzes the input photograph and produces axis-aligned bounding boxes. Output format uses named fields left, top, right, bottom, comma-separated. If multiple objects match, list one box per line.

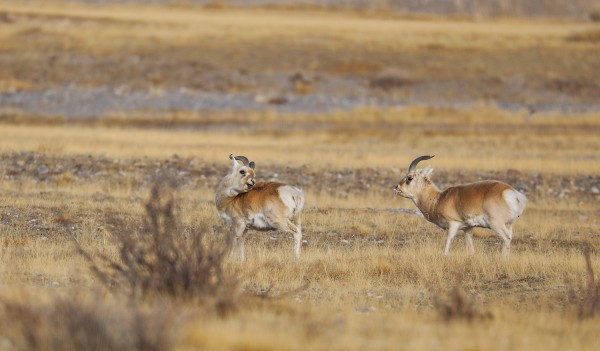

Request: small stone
left=36, top=165, right=49, bottom=175
left=51, top=281, right=60, bottom=287
left=591, top=186, right=599, bottom=195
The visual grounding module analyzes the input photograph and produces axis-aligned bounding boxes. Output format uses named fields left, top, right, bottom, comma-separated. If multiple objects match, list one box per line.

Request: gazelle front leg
left=464, top=227, right=475, bottom=255
left=230, top=221, right=247, bottom=261
left=444, top=221, right=461, bottom=255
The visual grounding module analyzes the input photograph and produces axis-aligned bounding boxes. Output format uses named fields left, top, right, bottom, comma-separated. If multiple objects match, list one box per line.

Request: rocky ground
left=1, top=152, right=598, bottom=202
left=3, top=72, right=600, bottom=119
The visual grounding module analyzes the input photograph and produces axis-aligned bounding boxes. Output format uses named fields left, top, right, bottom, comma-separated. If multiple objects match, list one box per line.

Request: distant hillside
left=43, top=0, right=600, bottom=20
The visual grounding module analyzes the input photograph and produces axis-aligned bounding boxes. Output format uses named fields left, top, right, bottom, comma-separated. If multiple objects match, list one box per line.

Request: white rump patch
left=502, top=189, right=527, bottom=219
left=278, top=185, right=305, bottom=216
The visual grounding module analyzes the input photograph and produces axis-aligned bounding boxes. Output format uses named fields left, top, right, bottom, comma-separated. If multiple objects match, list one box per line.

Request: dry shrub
left=432, top=275, right=493, bottom=323
left=369, top=75, right=413, bottom=91
left=567, top=248, right=600, bottom=319
left=566, top=29, right=600, bottom=43
left=0, top=293, right=174, bottom=351
left=78, top=177, right=238, bottom=312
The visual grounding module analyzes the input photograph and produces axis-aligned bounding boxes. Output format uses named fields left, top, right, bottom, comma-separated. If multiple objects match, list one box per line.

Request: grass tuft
left=570, top=248, right=600, bottom=319
left=432, top=275, right=493, bottom=323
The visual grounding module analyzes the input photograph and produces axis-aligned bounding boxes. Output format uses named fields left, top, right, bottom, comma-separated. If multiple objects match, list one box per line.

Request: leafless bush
left=432, top=276, right=493, bottom=323
left=567, top=248, right=600, bottom=319
left=0, top=293, right=174, bottom=351
left=78, top=177, right=238, bottom=312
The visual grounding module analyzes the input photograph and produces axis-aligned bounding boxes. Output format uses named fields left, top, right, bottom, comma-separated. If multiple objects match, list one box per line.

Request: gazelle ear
left=421, top=165, right=434, bottom=177
left=229, top=154, right=238, bottom=171
left=249, top=161, right=255, bottom=169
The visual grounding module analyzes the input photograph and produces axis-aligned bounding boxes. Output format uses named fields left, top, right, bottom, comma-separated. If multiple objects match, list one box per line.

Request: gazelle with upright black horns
left=393, top=156, right=527, bottom=257
left=215, top=154, right=305, bottom=261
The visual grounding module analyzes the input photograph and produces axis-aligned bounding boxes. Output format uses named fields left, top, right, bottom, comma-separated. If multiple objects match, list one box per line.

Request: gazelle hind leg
left=490, top=223, right=511, bottom=258
left=506, top=223, right=514, bottom=241
left=271, top=216, right=302, bottom=259
left=287, top=220, right=302, bottom=259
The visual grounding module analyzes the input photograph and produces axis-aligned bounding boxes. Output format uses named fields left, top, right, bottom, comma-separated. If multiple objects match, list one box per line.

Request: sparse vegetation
left=78, top=177, right=239, bottom=311
left=0, top=1, right=599, bottom=350
left=433, top=275, right=493, bottom=323
left=0, top=292, right=175, bottom=351
left=567, top=248, right=600, bottom=319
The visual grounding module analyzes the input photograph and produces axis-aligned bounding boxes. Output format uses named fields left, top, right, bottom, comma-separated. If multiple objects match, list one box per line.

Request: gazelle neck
left=413, top=181, right=442, bottom=223
left=215, top=176, right=240, bottom=209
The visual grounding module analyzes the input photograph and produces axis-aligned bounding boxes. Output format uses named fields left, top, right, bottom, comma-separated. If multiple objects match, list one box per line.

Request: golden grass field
left=0, top=1, right=600, bottom=350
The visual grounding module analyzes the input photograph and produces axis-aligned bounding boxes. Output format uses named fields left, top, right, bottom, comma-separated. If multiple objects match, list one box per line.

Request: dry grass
left=0, top=2, right=599, bottom=350
left=0, top=126, right=598, bottom=349
left=0, top=106, right=598, bottom=175
left=0, top=292, right=175, bottom=351
left=0, top=1, right=599, bottom=103
left=0, top=109, right=600, bottom=350
left=568, top=248, right=600, bottom=319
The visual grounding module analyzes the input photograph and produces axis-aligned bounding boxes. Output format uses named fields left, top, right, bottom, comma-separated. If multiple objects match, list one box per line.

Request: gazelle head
left=393, top=155, right=435, bottom=199
left=228, top=154, right=256, bottom=194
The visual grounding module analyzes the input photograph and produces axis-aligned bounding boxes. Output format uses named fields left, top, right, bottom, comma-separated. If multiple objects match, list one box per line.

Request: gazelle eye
left=240, top=170, right=246, bottom=176
left=407, top=176, right=413, bottom=184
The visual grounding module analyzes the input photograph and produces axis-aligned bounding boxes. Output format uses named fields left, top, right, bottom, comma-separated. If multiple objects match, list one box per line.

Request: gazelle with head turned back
left=393, top=156, right=527, bottom=258
left=215, top=154, right=305, bottom=261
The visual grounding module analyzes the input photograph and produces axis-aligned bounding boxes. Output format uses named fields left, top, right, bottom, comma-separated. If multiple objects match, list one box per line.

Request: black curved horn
left=408, top=155, right=434, bottom=173
left=233, top=155, right=250, bottom=166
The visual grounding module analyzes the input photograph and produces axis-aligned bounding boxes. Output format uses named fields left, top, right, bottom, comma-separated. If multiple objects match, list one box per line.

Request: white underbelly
left=248, top=214, right=275, bottom=230
left=220, top=212, right=233, bottom=224
left=465, top=215, right=490, bottom=228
